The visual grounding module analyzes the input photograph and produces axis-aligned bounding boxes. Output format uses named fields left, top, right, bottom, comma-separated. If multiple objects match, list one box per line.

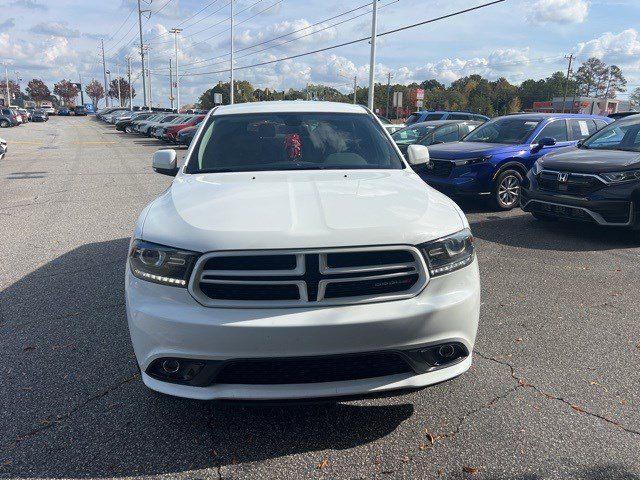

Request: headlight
left=599, top=170, right=640, bottom=183
left=129, top=240, right=199, bottom=287
left=419, top=228, right=475, bottom=277
left=454, top=155, right=491, bottom=166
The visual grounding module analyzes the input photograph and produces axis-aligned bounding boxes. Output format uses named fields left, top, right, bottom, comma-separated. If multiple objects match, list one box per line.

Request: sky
left=1, top=0, right=639, bottom=108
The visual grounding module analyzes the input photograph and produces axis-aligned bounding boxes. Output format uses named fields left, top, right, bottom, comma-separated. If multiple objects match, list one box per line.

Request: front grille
left=190, top=247, right=427, bottom=307
left=425, top=159, right=454, bottom=178
left=528, top=201, right=632, bottom=224
left=537, top=171, right=606, bottom=196
left=590, top=202, right=632, bottom=223
left=213, top=352, right=413, bottom=385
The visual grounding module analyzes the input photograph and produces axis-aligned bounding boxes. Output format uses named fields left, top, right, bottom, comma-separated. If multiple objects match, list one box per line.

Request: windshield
left=463, top=117, right=540, bottom=144
left=581, top=118, right=640, bottom=152
left=186, top=112, right=404, bottom=174
left=392, top=124, right=436, bottom=144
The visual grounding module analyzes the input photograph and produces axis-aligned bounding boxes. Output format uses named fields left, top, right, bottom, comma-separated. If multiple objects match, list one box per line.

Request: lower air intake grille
left=213, top=352, right=413, bottom=385
left=190, top=247, right=427, bottom=307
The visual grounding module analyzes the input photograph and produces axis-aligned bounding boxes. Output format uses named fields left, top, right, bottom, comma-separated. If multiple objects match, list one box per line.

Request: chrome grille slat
left=188, top=246, right=429, bottom=308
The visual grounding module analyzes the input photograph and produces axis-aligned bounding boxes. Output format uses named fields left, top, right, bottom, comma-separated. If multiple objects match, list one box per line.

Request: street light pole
left=4, top=63, right=10, bottom=108
left=116, top=63, right=122, bottom=107
left=137, top=0, right=148, bottom=109
left=101, top=39, right=109, bottom=108
left=170, top=28, right=182, bottom=112
left=169, top=58, right=174, bottom=111
left=126, top=56, right=133, bottom=110
left=367, top=0, right=378, bottom=111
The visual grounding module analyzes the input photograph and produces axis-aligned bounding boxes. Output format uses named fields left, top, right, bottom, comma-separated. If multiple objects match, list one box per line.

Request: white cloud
left=0, top=18, right=15, bottom=32
left=576, top=28, right=640, bottom=61
left=30, top=21, right=80, bottom=38
left=526, top=0, right=589, bottom=24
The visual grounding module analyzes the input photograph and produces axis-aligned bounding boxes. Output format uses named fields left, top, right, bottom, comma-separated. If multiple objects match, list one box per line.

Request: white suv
left=126, top=101, right=480, bottom=401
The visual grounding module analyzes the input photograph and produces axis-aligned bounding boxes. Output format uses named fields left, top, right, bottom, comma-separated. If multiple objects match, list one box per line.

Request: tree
left=26, top=78, right=51, bottom=104
left=574, top=57, right=607, bottom=97
left=85, top=79, right=105, bottom=107
left=603, top=65, right=626, bottom=98
left=198, top=80, right=255, bottom=108
left=507, top=96, right=522, bottom=113
left=108, top=77, right=135, bottom=106
left=53, top=79, right=79, bottom=106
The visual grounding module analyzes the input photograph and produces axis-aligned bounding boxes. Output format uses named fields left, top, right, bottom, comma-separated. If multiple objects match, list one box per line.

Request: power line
left=178, top=0, right=506, bottom=77
left=180, top=0, right=374, bottom=68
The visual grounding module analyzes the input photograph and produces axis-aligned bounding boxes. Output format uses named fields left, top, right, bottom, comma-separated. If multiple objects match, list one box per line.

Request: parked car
left=17, top=108, right=29, bottom=122
left=31, top=109, right=49, bottom=122
left=57, top=107, right=72, bottom=116
left=116, top=112, right=154, bottom=132
left=126, top=101, right=480, bottom=401
left=74, top=105, right=87, bottom=116
left=132, top=114, right=164, bottom=134
left=607, top=111, right=639, bottom=120
left=392, top=120, right=483, bottom=156
left=0, top=137, right=6, bottom=160
left=163, top=115, right=206, bottom=142
left=377, top=115, right=404, bottom=134
left=0, top=108, right=21, bottom=127
left=40, top=102, right=55, bottom=115
left=176, top=125, right=197, bottom=146
left=405, top=111, right=489, bottom=125
left=422, top=113, right=612, bottom=210
left=521, top=114, right=640, bottom=231
left=151, top=115, right=189, bottom=139
left=140, top=114, right=178, bottom=136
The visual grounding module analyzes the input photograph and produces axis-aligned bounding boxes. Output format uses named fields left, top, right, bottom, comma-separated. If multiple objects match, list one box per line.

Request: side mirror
left=152, top=149, right=178, bottom=176
left=406, top=144, right=430, bottom=168
left=532, top=137, right=556, bottom=153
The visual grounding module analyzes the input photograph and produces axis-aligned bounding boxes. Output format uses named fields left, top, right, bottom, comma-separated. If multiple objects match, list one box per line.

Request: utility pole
left=561, top=53, right=574, bottom=113
left=352, top=76, right=357, bottom=104
left=385, top=71, right=392, bottom=116
left=170, top=28, right=182, bottom=112
left=126, top=56, right=133, bottom=110
left=101, top=39, right=109, bottom=108
left=169, top=58, right=174, bottom=111
left=367, top=0, right=378, bottom=111
left=4, top=63, right=10, bottom=107
left=137, top=0, right=148, bottom=109
left=116, top=63, right=122, bottom=107
left=147, top=46, right=153, bottom=110
left=230, top=0, right=234, bottom=104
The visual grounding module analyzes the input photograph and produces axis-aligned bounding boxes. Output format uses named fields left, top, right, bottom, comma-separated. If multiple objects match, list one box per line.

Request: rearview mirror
left=152, top=149, right=178, bottom=176
left=532, top=137, right=556, bottom=153
left=407, top=144, right=431, bottom=167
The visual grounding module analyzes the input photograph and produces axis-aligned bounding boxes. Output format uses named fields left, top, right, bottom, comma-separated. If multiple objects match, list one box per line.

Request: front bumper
left=419, top=162, right=496, bottom=195
left=521, top=172, right=639, bottom=227
left=126, top=260, right=480, bottom=400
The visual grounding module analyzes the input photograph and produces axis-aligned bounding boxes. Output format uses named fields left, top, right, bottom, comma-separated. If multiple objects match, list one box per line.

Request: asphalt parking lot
left=0, top=116, right=639, bottom=480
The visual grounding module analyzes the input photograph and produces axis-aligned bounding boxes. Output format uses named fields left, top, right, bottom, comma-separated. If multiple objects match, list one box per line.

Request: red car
left=163, top=115, right=205, bottom=142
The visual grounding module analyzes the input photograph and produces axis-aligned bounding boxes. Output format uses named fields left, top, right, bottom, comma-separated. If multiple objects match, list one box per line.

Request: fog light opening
left=162, top=359, right=180, bottom=374
left=438, top=344, right=456, bottom=359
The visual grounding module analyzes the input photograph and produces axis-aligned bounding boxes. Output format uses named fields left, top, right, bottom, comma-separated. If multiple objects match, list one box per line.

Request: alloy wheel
left=497, top=174, right=521, bottom=207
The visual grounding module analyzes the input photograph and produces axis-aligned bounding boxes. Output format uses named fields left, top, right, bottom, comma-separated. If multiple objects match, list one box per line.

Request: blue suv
left=420, top=113, right=612, bottom=210
left=405, top=111, right=489, bottom=125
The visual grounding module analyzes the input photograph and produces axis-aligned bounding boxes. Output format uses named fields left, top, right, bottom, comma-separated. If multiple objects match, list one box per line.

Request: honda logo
left=558, top=172, right=569, bottom=183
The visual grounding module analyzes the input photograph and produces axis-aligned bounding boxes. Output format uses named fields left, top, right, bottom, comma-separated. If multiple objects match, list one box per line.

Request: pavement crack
left=13, top=372, right=139, bottom=445
left=475, top=350, right=640, bottom=437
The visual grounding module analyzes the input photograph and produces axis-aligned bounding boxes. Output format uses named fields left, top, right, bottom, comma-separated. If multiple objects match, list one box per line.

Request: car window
left=187, top=112, right=404, bottom=173
left=458, top=123, right=479, bottom=138
left=463, top=117, right=541, bottom=144
left=448, top=113, right=470, bottom=120
left=536, top=120, right=568, bottom=142
left=405, top=113, right=421, bottom=125
left=423, top=113, right=445, bottom=121
left=433, top=124, right=459, bottom=143
left=568, top=119, right=596, bottom=141
left=392, top=124, right=436, bottom=144
left=582, top=119, right=640, bottom=152
left=594, top=120, right=608, bottom=130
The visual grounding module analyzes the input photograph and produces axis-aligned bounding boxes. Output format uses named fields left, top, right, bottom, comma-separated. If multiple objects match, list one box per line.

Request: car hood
left=539, top=147, right=640, bottom=173
left=141, top=170, right=466, bottom=252
left=427, top=141, right=524, bottom=159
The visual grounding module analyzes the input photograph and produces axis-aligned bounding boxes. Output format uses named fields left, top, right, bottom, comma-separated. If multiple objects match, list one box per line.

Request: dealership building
left=532, top=96, right=633, bottom=115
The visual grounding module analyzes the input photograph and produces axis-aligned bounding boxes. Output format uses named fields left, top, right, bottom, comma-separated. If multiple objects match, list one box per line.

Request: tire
left=491, top=169, right=523, bottom=211
left=531, top=212, right=558, bottom=222
left=0, top=120, right=9, bottom=128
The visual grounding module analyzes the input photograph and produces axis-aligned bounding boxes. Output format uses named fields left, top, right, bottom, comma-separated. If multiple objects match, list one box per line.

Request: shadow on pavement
left=0, top=238, right=413, bottom=478
left=469, top=210, right=639, bottom=252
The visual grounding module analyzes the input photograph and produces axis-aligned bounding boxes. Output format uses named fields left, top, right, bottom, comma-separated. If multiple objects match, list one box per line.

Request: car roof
left=413, top=110, right=484, bottom=115
left=501, top=112, right=609, bottom=121
left=213, top=100, right=367, bottom=116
